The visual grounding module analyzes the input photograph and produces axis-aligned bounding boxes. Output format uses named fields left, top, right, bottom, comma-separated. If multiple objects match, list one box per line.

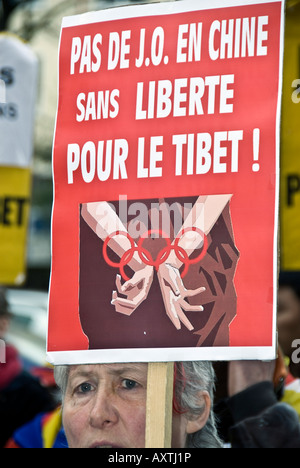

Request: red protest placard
left=48, top=0, right=284, bottom=364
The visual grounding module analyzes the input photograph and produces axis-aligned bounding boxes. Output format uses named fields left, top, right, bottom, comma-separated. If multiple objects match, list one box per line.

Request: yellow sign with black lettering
left=0, top=167, right=31, bottom=285
left=280, top=3, right=300, bottom=270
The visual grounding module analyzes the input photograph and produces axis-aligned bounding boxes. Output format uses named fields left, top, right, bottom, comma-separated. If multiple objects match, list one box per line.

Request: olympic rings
left=175, top=227, right=208, bottom=277
left=102, top=231, right=135, bottom=281
left=103, top=228, right=208, bottom=281
left=138, top=230, right=171, bottom=271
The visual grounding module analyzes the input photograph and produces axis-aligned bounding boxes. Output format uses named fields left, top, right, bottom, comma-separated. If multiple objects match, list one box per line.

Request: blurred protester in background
left=5, top=406, right=67, bottom=449
left=214, top=271, right=300, bottom=446
left=278, top=271, right=300, bottom=377
left=0, top=287, right=21, bottom=387
left=0, top=286, right=56, bottom=447
left=214, top=359, right=300, bottom=448
left=278, top=271, right=300, bottom=418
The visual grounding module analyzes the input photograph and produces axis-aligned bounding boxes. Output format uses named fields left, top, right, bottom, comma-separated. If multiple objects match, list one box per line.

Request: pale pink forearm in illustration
left=157, top=195, right=232, bottom=331
left=82, top=202, right=154, bottom=316
left=81, top=202, right=144, bottom=272
left=165, top=195, right=232, bottom=269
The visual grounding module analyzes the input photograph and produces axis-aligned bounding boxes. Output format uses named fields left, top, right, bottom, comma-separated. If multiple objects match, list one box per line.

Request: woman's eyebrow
left=106, top=365, right=147, bottom=377
left=68, top=370, right=97, bottom=386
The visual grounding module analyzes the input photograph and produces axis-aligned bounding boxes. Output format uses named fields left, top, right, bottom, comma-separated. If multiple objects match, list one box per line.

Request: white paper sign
left=0, top=35, right=38, bottom=168
left=48, top=0, right=285, bottom=365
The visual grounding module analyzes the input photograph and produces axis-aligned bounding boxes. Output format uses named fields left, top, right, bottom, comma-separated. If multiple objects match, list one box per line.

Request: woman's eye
left=122, top=379, right=138, bottom=390
left=77, top=382, right=93, bottom=394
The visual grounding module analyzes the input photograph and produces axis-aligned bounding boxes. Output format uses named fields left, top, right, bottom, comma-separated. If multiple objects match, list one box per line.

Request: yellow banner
left=280, top=4, right=300, bottom=270
left=0, top=167, right=31, bottom=285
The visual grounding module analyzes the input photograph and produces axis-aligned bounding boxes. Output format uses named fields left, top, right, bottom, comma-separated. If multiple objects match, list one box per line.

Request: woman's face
left=62, top=363, right=196, bottom=449
left=278, top=286, right=300, bottom=357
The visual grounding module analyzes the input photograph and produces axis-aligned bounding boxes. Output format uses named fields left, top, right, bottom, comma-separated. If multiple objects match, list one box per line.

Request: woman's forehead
left=68, top=363, right=148, bottom=379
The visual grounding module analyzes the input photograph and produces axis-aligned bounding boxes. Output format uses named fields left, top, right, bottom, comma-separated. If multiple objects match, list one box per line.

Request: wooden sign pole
left=145, top=362, right=174, bottom=448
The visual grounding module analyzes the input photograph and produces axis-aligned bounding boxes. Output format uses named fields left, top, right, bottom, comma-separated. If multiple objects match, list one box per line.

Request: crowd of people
left=0, top=272, right=299, bottom=449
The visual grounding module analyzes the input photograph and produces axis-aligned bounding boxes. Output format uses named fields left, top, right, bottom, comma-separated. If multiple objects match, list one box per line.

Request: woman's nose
left=89, top=386, right=119, bottom=429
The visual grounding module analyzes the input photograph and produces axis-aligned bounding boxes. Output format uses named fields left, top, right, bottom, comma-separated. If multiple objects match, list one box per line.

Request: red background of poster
left=48, top=2, right=282, bottom=353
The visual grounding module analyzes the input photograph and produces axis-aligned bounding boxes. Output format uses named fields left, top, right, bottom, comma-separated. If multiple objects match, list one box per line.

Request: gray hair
left=174, top=362, right=223, bottom=448
left=54, top=365, right=69, bottom=396
left=54, top=361, right=223, bottom=449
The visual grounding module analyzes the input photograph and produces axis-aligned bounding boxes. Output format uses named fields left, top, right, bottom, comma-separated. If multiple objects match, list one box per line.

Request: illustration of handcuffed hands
left=82, top=195, right=231, bottom=331
left=112, top=265, right=154, bottom=317
left=158, top=263, right=206, bottom=331
left=111, top=261, right=206, bottom=331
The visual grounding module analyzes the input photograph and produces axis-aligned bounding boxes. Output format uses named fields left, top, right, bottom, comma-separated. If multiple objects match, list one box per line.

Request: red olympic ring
left=138, top=230, right=171, bottom=271
left=174, top=227, right=208, bottom=278
left=119, top=249, right=137, bottom=281
left=103, top=231, right=135, bottom=269
left=103, top=228, right=208, bottom=281
left=175, top=227, right=208, bottom=260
